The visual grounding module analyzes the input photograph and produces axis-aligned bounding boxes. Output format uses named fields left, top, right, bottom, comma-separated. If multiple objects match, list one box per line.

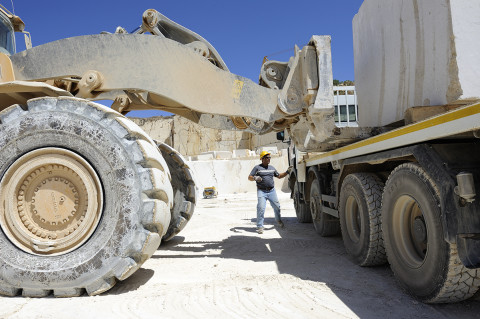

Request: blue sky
left=5, top=1, right=363, bottom=117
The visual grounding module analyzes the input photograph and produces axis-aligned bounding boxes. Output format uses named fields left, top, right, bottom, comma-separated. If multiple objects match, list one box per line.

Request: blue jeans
left=256, top=189, right=281, bottom=228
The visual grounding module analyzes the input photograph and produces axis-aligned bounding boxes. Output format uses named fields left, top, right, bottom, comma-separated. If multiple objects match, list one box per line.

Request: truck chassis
left=290, top=102, right=480, bottom=302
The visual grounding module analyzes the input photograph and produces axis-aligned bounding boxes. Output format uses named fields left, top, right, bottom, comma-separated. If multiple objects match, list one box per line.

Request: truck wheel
left=156, top=142, right=197, bottom=241
left=0, top=97, right=173, bottom=297
left=339, top=173, right=386, bottom=266
left=382, top=163, right=480, bottom=303
left=310, top=180, right=339, bottom=236
left=294, top=181, right=312, bottom=223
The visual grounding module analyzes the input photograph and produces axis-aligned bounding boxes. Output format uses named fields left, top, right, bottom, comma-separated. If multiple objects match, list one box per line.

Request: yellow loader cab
left=203, top=187, right=218, bottom=199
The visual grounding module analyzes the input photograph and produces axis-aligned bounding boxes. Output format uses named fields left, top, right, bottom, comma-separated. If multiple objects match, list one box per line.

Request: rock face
left=353, top=0, right=480, bottom=127
left=131, top=115, right=290, bottom=195
left=131, top=115, right=284, bottom=156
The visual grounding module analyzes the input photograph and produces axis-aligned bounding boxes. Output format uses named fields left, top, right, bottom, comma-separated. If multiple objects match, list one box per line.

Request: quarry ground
left=1, top=191, right=480, bottom=319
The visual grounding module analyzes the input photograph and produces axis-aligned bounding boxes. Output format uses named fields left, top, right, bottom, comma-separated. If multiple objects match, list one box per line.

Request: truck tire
left=156, top=142, right=197, bottom=241
left=382, top=163, right=480, bottom=303
left=310, top=180, right=340, bottom=236
left=0, top=97, right=173, bottom=297
left=294, top=181, right=312, bottom=223
left=339, top=173, right=386, bottom=266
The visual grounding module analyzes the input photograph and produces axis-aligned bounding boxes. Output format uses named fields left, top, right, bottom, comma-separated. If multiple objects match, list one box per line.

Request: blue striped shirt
left=250, top=164, right=279, bottom=189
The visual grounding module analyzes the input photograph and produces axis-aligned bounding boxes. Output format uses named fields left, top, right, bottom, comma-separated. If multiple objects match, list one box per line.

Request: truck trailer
left=286, top=0, right=480, bottom=303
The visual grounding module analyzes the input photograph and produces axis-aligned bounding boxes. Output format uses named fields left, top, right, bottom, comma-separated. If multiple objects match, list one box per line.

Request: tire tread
left=294, top=181, right=312, bottom=223
left=383, top=163, right=480, bottom=303
left=340, top=173, right=387, bottom=266
left=310, top=181, right=340, bottom=236
left=0, top=97, right=172, bottom=297
left=156, top=141, right=197, bottom=241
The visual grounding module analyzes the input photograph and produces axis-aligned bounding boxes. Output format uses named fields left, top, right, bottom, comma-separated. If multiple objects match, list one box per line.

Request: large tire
left=156, top=141, right=197, bottom=241
left=382, top=163, right=480, bottom=303
left=339, top=173, right=386, bottom=266
left=293, top=181, right=312, bottom=223
left=0, top=97, right=173, bottom=297
left=309, top=179, right=340, bottom=236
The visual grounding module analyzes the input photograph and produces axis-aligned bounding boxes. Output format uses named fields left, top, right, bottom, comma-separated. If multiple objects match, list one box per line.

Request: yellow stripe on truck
left=307, top=102, right=480, bottom=163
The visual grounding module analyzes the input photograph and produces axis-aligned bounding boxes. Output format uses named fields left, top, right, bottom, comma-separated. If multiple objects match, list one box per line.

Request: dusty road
left=1, top=191, right=480, bottom=319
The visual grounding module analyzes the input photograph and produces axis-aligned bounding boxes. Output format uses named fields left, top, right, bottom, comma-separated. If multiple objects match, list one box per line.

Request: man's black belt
left=258, top=186, right=274, bottom=191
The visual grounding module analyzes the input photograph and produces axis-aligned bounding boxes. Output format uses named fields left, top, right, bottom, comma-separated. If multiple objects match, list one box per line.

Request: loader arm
left=10, top=34, right=280, bottom=132
left=8, top=10, right=334, bottom=136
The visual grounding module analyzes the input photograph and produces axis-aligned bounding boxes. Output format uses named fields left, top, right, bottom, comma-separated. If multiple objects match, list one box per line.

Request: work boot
left=256, top=227, right=264, bottom=234
left=277, top=220, right=285, bottom=228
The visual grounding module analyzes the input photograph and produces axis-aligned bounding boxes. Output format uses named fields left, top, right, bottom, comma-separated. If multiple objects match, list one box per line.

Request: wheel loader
left=0, top=5, right=332, bottom=297
left=1, top=1, right=479, bottom=304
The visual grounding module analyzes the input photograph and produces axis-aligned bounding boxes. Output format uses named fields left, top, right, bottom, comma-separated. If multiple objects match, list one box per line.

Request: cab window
left=0, top=13, right=15, bottom=55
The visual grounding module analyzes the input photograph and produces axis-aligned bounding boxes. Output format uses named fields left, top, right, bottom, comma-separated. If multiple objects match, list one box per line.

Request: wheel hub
left=413, top=216, right=427, bottom=244
left=392, top=195, right=428, bottom=268
left=0, top=148, right=103, bottom=255
left=345, top=195, right=361, bottom=242
left=27, top=169, right=81, bottom=225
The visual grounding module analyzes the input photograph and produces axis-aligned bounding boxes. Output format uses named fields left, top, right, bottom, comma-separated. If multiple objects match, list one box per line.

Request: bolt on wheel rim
left=345, top=195, right=361, bottom=242
left=0, top=148, right=103, bottom=256
left=391, top=195, right=427, bottom=268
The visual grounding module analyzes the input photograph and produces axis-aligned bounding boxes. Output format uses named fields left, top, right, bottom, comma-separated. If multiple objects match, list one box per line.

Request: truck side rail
left=305, top=102, right=480, bottom=167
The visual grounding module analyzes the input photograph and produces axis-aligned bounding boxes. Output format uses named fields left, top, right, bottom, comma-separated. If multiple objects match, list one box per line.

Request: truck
left=0, top=0, right=478, bottom=304
left=285, top=0, right=480, bottom=304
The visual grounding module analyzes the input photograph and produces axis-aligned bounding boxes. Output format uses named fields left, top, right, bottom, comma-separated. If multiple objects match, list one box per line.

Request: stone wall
left=131, top=115, right=286, bottom=156
left=131, top=115, right=291, bottom=194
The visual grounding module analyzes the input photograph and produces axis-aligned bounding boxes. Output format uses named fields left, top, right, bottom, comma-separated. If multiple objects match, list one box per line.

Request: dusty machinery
left=203, top=187, right=218, bottom=199
left=0, top=6, right=332, bottom=297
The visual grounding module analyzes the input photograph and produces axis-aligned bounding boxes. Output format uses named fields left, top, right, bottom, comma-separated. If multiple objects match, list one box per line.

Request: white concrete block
left=259, top=146, right=278, bottom=155
left=196, top=153, right=214, bottom=161
left=233, top=149, right=252, bottom=158
left=188, top=156, right=289, bottom=194
left=215, top=151, right=233, bottom=159
left=353, top=0, right=480, bottom=127
left=200, top=151, right=233, bottom=160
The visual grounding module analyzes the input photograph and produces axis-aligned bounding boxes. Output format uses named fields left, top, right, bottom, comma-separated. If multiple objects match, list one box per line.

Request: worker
left=248, top=151, right=289, bottom=234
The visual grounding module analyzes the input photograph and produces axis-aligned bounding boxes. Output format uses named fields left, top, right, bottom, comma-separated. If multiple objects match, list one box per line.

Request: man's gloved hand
left=286, top=166, right=293, bottom=174
left=254, top=176, right=262, bottom=182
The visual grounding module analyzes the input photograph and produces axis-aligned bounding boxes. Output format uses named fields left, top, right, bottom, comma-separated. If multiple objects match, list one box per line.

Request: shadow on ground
left=156, top=216, right=480, bottom=319
left=107, top=268, right=155, bottom=295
